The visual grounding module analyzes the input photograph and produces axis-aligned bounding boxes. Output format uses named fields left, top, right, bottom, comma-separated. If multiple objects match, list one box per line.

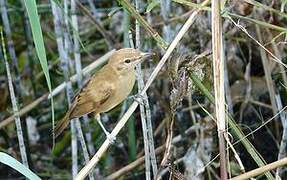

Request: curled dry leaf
left=168, top=53, right=190, bottom=113
left=168, top=52, right=212, bottom=112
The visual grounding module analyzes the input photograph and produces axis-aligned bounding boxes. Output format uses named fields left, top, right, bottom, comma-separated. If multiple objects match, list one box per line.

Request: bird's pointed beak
left=132, top=52, right=154, bottom=65
left=140, top=52, right=154, bottom=58
left=138, top=52, right=154, bottom=63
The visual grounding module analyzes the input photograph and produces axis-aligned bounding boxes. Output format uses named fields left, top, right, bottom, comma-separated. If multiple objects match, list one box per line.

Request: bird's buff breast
left=99, top=71, right=136, bottom=112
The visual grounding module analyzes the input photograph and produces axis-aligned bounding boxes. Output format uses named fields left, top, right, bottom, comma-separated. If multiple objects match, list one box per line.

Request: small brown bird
left=55, top=48, right=152, bottom=137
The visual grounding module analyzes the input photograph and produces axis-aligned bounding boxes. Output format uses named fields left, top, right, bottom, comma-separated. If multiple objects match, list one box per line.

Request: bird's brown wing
left=54, top=78, right=114, bottom=137
left=69, top=80, right=114, bottom=118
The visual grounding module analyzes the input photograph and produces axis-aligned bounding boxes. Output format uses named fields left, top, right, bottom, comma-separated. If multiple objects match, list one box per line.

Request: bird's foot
left=105, top=132, right=116, bottom=144
left=129, top=94, right=147, bottom=106
left=95, top=115, right=116, bottom=144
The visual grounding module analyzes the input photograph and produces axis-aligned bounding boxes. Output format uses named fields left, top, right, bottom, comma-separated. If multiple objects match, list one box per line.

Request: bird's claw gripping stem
left=129, top=94, right=147, bottom=106
left=105, top=132, right=116, bottom=144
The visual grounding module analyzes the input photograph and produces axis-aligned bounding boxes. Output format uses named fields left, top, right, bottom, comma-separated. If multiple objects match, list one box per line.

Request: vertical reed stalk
left=133, top=1, right=151, bottom=179
left=135, top=0, right=158, bottom=176
left=50, top=1, right=78, bottom=177
left=211, top=0, right=227, bottom=179
left=1, top=28, right=29, bottom=167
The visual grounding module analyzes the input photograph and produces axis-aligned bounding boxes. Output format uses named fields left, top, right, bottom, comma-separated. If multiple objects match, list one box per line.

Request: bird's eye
left=124, top=59, right=131, bottom=63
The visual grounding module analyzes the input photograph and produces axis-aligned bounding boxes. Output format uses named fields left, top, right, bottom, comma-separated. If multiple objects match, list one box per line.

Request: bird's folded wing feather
left=69, top=78, right=114, bottom=118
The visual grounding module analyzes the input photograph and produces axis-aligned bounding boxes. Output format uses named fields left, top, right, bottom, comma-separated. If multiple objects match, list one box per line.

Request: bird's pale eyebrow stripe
left=134, top=55, right=142, bottom=59
left=124, top=56, right=141, bottom=61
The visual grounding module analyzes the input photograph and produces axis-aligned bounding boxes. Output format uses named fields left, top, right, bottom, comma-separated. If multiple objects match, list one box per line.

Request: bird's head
left=108, top=48, right=152, bottom=74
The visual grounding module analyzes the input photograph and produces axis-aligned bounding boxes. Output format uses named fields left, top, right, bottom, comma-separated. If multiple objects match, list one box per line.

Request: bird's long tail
left=54, top=111, right=71, bottom=138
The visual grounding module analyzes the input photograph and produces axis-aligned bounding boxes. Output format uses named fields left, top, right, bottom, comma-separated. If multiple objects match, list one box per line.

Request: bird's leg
left=128, top=94, right=147, bottom=106
left=95, top=114, right=116, bottom=143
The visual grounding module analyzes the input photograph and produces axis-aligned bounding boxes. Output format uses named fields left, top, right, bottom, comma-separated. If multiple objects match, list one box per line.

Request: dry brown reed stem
left=230, top=157, right=287, bottom=180
left=75, top=1, right=210, bottom=179
left=0, top=50, right=115, bottom=129
left=211, top=0, right=227, bottom=179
